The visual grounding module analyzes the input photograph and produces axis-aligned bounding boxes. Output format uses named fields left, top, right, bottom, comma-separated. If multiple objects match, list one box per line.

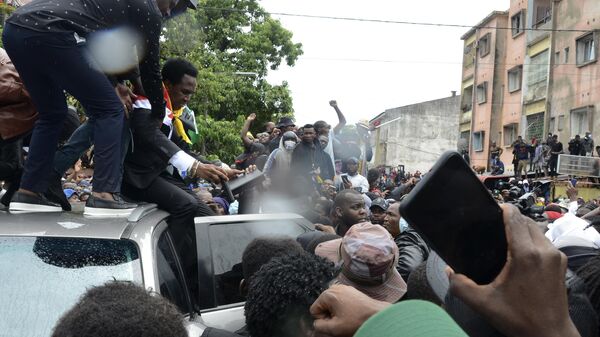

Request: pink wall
left=550, top=1, right=600, bottom=145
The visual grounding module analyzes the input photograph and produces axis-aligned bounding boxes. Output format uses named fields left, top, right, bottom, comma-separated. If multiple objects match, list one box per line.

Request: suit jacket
left=124, top=108, right=181, bottom=189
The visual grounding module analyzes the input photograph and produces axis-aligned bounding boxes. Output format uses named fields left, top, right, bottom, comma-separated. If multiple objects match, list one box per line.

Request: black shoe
left=119, top=193, right=147, bottom=205
left=0, top=170, right=21, bottom=207
left=9, top=191, right=62, bottom=213
left=44, top=171, right=71, bottom=211
left=84, top=193, right=137, bottom=217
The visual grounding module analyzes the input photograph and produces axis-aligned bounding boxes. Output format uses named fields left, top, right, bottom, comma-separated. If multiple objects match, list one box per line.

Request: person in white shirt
left=340, top=157, right=369, bottom=193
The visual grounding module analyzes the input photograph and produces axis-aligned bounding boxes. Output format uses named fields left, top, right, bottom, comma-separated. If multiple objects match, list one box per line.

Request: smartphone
left=399, top=151, right=507, bottom=285
left=341, top=174, right=350, bottom=184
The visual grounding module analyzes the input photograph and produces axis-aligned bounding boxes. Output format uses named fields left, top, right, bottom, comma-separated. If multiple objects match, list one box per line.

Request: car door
left=193, top=215, right=313, bottom=331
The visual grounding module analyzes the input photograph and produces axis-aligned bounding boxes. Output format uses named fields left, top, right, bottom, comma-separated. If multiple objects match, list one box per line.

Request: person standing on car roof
left=3, top=0, right=198, bottom=213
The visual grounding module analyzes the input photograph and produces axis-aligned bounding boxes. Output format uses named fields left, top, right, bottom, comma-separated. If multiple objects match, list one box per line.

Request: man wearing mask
left=263, top=131, right=298, bottom=190
left=268, top=117, right=295, bottom=152
left=383, top=202, right=429, bottom=281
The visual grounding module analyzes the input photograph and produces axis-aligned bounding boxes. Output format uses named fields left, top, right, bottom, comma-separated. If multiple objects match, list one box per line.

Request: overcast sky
left=260, top=0, right=508, bottom=126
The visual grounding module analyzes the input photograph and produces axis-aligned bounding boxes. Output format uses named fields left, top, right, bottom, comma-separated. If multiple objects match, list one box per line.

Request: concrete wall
left=549, top=0, right=600, bottom=147
left=470, top=13, right=509, bottom=168
left=371, top=95, right=460, bottom=173
left=498, top=0, right=528, bottom=168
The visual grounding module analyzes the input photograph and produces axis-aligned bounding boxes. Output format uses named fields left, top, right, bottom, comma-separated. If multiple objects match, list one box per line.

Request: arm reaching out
left=449, top=204, right=580, bottom=337
left=329, top=100, right=347, bottom=135
left=241, top=113, right=256, bottom=148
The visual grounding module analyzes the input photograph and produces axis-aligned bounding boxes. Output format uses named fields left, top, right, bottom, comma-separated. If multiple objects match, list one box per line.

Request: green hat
left=354, top=300, right=467, bottom=337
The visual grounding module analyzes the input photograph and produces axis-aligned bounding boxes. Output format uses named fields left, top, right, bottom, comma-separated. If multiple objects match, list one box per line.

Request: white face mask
left=284, top=140, right=297, bottom=150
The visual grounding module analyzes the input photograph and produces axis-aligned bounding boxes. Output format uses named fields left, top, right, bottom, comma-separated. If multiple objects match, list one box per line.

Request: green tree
left=196, top=115, right=245, bottom=164
left=160, top=0, right=302, bottom=161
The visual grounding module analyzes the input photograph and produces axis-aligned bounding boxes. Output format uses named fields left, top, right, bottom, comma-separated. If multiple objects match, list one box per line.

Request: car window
left=206, top=220, right=309, bottom=308
left=0, top=237, right=142, bottom=337
left=157, top=229, right=189, bottom=313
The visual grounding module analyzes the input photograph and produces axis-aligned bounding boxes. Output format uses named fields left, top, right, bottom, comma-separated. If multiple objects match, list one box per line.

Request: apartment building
left=549, top=1, right=600, bottom=141
left=459, top=11, right=509, bottom=168
left=460, top=0, right=600, bottom=173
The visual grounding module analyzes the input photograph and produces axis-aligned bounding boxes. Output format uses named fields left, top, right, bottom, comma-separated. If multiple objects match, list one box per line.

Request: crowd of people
left=48, top=178, right=600, bottom=337
left=1, top=0, right=600, bottom=336
left=488, top=132, right=599, bottom=179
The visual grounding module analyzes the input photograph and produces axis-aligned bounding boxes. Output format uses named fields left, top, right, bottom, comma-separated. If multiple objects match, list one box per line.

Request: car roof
left=0, top=204, right=165, bottom=240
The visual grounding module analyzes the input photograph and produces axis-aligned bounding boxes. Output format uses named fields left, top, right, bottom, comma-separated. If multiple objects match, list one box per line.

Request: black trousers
left=3, top=24, right=123, bottom=193
left=122, top=174, right=213, bottom=306
left=0, top=139, right=22, bottom=204
left=549, top=155, right=559, bottom=176
left=122, top=174, right=214, bottom=231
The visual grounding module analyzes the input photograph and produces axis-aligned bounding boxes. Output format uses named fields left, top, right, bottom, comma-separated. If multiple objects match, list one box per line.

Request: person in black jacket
left=383, top=202, right=430, bottom=281
left=291, top=124, right=335, bottom=181
left=4, top=0, right=196, bottom=213
left=122, top=59, right=235, bottom=228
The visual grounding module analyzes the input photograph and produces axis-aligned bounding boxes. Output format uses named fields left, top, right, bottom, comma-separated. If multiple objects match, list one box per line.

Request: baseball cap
left=276, top=116, right=295, bottom=128
left=354, top=300, right=467, bottom=337
left=317, top=222, right=407, bottom=303
left=370, top=197, right=389, bottom=211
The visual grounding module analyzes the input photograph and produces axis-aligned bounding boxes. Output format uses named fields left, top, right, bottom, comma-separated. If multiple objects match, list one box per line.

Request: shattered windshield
left=0, top=237, right=142, bottom=337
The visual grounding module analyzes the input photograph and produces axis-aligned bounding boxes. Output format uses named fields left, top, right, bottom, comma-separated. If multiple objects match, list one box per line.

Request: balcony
left=461, top=110, right=472, bottom=124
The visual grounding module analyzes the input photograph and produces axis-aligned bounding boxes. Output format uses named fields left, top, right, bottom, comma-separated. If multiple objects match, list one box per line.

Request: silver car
left=0, top=205, right=314, bottom=337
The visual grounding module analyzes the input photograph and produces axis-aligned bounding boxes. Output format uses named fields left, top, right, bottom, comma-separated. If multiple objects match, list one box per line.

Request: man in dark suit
left=122, top=59, right=235, bottom=230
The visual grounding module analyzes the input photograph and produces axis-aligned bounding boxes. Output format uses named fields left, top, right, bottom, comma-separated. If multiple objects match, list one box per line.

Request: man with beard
left=383, top=202, right=429, bottom=281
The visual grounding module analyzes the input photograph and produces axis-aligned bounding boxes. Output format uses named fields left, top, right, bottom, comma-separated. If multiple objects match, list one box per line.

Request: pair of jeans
left=53, top=119, right=131, bottom=188
left=3, top=24, right=124, bottom=193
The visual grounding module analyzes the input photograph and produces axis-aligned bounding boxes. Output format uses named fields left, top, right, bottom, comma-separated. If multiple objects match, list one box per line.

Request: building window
left=507, top=66, right=522, bottom=92
left=459, top=131, right=470, bottom=151
left=564, top=47, right=569, bottom=63
left=476, top=82, right=487, bottom=104
left=549, top=117, right=555, bottom=133
left=570, top=107, right=590, bottom=137
left=533, top=5, right=551, bottom=28
left=558, top=115, right=565, bottom=131
left=503, top=124, right=518, bottom=146
left=576, top=33, right=596, bottom=65
left=478, top=34, right=491, bottom=58
left=473, top=131, right=485, bottom=152
left=464, top=42, right=475, bottom=68
left=555, top=51, right=560, bottom=64
left=462, top=85, right=473, bottom=111
left=527, top=50, right=549, bottom=86
left=526, top=112, right=544, bottom=141
left=511, top=10, right=525, bottom=37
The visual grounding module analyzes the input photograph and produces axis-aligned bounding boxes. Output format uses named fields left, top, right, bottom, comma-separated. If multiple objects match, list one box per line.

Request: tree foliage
left=160, top=0, right=302, bottom=162
left=195, top=114, right=245, bottom=164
